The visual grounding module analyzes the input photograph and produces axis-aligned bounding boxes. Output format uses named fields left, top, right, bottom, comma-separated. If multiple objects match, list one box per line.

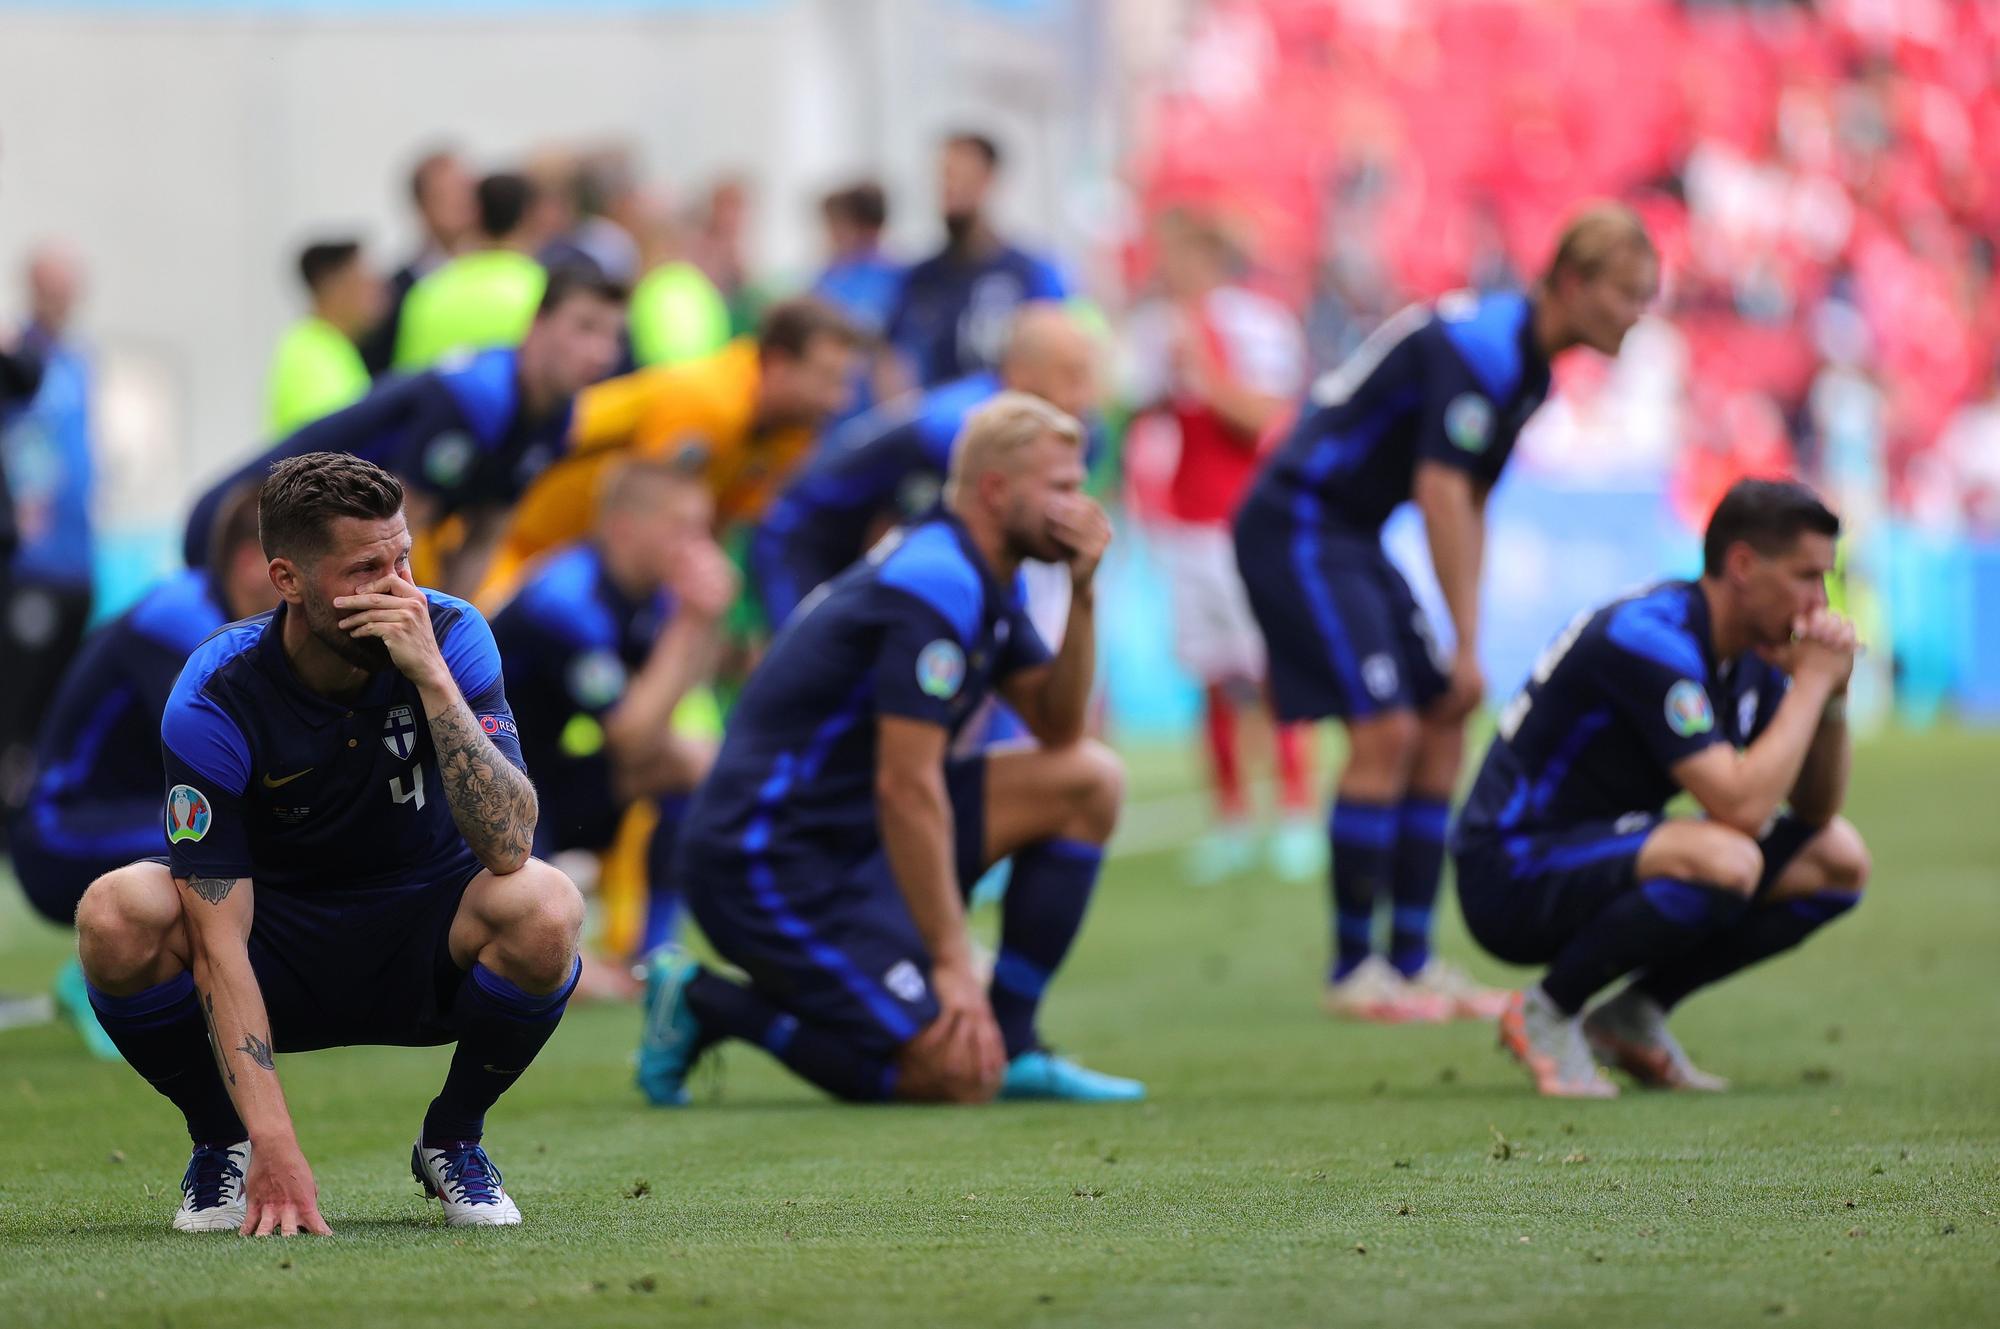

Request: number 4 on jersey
left=390, top=767, right=426, bottom=810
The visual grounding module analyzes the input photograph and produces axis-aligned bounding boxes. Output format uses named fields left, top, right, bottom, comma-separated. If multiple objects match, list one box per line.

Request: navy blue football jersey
left=686, top=514, right=1051, bottom=867
left=1456, top=580, right=1790, bottom=840
left=1249, top=291, right=1552, bottom=533
left=885, top=246, right=1067, bottom=387
left=159, top=590, right=525, bottom=893
left=181, top=348, right=572, bottom=567
left=490, top=542, right=673, bottom=782
left=755, top=372, right=998, bottom=602
left=20, top=569, right=228, bottom=861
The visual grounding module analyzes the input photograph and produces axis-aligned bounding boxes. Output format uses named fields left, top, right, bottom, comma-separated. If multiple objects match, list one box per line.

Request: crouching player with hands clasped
left=1452, top=479, right=1869, bottom=1097
left=76, top=453, right=583, bottom=1233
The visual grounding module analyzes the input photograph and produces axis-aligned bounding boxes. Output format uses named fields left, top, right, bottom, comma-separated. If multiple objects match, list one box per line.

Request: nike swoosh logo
left=260, top=769, right=314, bottom=789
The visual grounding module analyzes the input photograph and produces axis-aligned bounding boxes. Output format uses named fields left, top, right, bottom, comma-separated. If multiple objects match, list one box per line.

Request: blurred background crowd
left=4, top=0, right=1998, bottom=824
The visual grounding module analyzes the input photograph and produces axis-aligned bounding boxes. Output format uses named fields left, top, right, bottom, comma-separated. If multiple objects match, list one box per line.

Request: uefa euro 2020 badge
left=166, top=785, right=212, bottom=843
left=916, top=639, right=966, bottom=701
left=1664, top=679, right=1715, bottom=738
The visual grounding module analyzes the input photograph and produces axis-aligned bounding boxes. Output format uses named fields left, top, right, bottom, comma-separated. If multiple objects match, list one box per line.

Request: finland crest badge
left=383, top=704, right=419, bottom=761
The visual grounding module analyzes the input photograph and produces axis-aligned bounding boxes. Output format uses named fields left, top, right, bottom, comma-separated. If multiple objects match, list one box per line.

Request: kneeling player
left=1452, top=479, right=1868, bottom=1097
left=492, top=460, right=737, bottom=963
left=9, top=485, right=275, bottom=1055
left=76, top=453, right=583, bottom=1233
left=638, top=394, right=1142, bottom=1105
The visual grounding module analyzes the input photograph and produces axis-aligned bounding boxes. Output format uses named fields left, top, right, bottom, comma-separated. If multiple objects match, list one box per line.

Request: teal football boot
left=635, top=949, right=703, bottom=1106
left=999, top=1049, right=1146, bottom=1102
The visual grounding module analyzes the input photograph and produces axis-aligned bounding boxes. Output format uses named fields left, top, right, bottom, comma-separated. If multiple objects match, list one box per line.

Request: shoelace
left=434, top=1145, right=505, bottom=1207
left=182, top=1147, right=244, bottom=1211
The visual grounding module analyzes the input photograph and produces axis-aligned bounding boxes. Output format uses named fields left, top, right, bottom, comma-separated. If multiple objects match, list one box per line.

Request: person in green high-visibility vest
left=626, top=194, right=730, bottom=368
left=264, top=240, right=384, bottom=437
left=394, top=172, right=548, bottom=371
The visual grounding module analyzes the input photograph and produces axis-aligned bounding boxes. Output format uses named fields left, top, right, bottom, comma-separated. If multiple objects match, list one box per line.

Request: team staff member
left=264, top=240, right=385, bottom=437
left=394, top=172, right=548, bottom=372
left=885, top=132, right=1068, bottom=390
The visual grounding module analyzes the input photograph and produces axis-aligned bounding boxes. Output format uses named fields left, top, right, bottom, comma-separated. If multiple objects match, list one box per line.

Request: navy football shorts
left=682, top=755, right=989, bottom=1060
left=1452, top=813, right=1821, bottom=965
left=1233, top=495, right=1448, bottom=723
left=129, top=855, right=485, bottom=1053
left=8, top=795, right=163, bottom=926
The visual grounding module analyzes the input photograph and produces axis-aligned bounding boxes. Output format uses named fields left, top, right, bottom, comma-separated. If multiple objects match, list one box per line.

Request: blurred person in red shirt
left=1128, top=210, right=1317, bottom=883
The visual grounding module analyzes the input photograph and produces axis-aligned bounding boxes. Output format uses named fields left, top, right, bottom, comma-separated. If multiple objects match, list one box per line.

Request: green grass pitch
left=2, top=729, right=1996, bottom=1328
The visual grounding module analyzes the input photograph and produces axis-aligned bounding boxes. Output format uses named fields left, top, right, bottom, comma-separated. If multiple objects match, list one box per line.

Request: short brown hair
left=259, top=452, right=404, bottom=563
left=1543, top=202, right=1655, bottom=286
left=207, top=479, right=266, bottom=574
left=757, top=295, right=862, bottom=360
left=822, top=181, right=888, bottom=231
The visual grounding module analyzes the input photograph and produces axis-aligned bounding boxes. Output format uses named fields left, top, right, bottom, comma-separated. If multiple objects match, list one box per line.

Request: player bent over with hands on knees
left=639, top=393, right=1142, bottom=1107
left=1452, top=478, right=1868, bottom=1098
left=75, top=452, right=583, bottom=1234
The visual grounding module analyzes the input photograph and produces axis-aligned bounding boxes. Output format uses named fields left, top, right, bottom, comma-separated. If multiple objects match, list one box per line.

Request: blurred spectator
left=694, top=176, right=770, bottom=340
left=1125, top=211, right=1316, bottom=881
left=264, top=239, right=385, bottom=437
left=394, top=171, right=547, bottom=371
left=1, top=243, right=95, bottom=827
left=813, top=181, right=903, bottom=337
left=885, top=131, right=1068, bottom=389
left=813, top=180, right=904, bottom=429
left=357, top=147, right=475, bottom=376
left=539, top=148, right=642, bottom=285
left=627, top=190, right=731, bottom=370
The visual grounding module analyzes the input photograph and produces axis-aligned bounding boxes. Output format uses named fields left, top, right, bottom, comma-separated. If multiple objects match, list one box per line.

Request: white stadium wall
left=0, top=0, right=1111, bottom=553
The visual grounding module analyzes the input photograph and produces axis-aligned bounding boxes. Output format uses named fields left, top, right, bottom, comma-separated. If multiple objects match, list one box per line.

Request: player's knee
left=1816, top=818, right=1871, bottom=894
left=1698, top=829, right=1764, bottom=897
left=508, top=861, right=586, bottom=982
left=75, top=866, right=180, bottom=976
left=1345, top=710, right=1421, bottom=785
left=1056, top=740, right=1125, bottom=844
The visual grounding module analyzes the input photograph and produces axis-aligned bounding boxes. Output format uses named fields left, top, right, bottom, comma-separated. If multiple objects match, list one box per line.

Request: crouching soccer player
left=491, top=460, right=738, bottom=962
left=75, top=453, right=583, bottom=1233
left=1452, top=479, right=1868, bottom=1098
left=638, top=394, right=1143, bottom=1105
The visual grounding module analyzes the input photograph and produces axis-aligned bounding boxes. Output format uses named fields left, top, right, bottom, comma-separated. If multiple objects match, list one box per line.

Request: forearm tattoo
left=429, top=698, right=536, bottom=867
left=235, top=1032, right=276, bottom=1071
left=202, top=992, right=235, bottom=1087
left=187, top=876, right=236, bottom=905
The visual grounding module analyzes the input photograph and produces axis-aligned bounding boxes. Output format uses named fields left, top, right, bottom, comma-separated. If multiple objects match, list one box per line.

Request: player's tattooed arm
left=428, top=697, right=537, bottom=874
left=235, top=1031, right=277, bottom=1072
left=187, top=876, right=236, bottom=905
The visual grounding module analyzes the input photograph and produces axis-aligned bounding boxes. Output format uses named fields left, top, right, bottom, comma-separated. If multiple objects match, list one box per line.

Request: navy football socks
left=1541, top=878, right=1749, bottom=1015
left=639, top=793, right=692, bottom=957
left=685, top=969, right=896, bottom=1101
left=1329, top=799, right=1397, bottom=981
left=1389, top=796, right=1451, bottom=978
left=1636, top=889, right=1861, bottom=1011
left=88, top=972, right=246, bottom=1145
left=989, top=837, right=1103, bottom=1058
left=422, top=958, right=579, bottom=1145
